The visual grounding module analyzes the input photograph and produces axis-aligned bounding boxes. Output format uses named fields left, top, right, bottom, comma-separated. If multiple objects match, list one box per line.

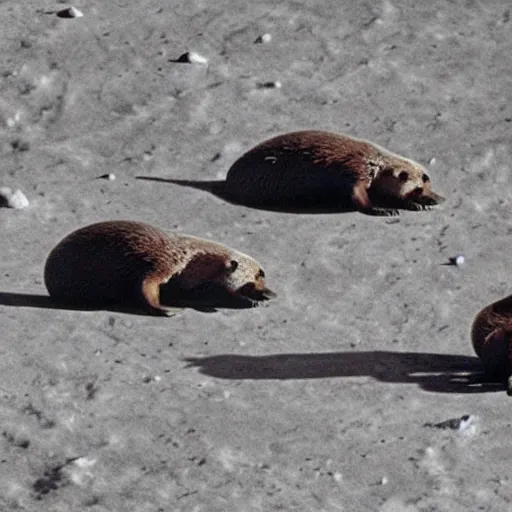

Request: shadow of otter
left=184, top=351, right=500, bottom=393
left=135, top=176, right=358, bottom=214
left=0, top=283, right=261, bottom=316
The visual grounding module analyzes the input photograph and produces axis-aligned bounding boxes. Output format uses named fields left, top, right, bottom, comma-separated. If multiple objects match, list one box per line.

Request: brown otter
left=222, top=130, right=444, bottom=215
left=44, top=220, right=275, bottom=315
left=471, top=294, right=512, bottom=394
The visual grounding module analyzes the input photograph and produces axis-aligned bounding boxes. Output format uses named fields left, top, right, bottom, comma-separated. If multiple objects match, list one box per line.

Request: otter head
left=217, top=254, right=276, bottom=303
left=372, top=157, right=445, bottom=211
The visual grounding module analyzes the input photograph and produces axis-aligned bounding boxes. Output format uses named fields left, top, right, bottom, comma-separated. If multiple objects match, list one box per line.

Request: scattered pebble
left=73, top=457, right=97, bottom=469
left=97, top=173, right=116, bottom=181
left=448, top=254, right=465, bottom=266
left=380, top=476, right=388, bottom=485
left=257, top=80, right=282, bottom=89
left=66, top=457, right=96, bottom=486
left=0, top=187, right=29, bottom=209
left=254, top=33, right=272, bottom=44
left=57, top=6, right=84, bottom=18
left=173, top=51, right=208, bottom=65
left=6, top=114, right=19, bottom=128
left=424, top=414, right=473, bottom=431
left=333, top=472, right=343, bottom=483
left=429, top=157, right=436, bottom=165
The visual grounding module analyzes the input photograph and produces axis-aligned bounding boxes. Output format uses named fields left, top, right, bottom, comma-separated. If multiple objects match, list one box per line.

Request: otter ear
left=227, top=260, right=239, bottom=273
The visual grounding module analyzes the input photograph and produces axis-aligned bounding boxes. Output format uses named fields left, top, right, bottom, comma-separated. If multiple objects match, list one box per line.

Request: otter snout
left=236, top=283, right=277, bottom=302
left=406, top=187, right=445, bottom=207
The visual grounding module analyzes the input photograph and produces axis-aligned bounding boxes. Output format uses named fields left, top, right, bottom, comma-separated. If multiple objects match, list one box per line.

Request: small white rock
left=9, top=189, right=29, bottom=209
left=6, top=112, right=21, bottom=128
left=257, top=80, right=282, bottom=89
left=0, top=187, right=29, bottom=209
left=154, top=375, right=161, bottom=382
left=333, top=472, right=343, bottom=483
left=429, top=157, right=436, bottom=165
left=187, top=52, right=208, bottom=65
left=454, top=254, right=465, bottom=266
left=97, top=173, right=116, bottom=181
left=67, top=457, right=96, bottom=486
left=457, top=414, right=473, bottom=431
left=175, top=51, right=208, bottom=65
left=57, top=6, right=84, bottom=18
left=380, top=476, right=388, bottom=485
left=73, top=457, right=97, bottom=469
left=446, top=254, right=465, bottom=266
left=255, top=33, right=272, bottom=44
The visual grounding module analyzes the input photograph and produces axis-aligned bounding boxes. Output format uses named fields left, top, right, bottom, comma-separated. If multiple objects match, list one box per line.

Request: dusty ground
left=1, top=1, right=512, bottom=510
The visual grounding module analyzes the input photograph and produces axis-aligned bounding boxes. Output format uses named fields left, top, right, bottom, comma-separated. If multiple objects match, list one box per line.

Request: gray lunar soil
left=1, top=1, right=512, bottom=511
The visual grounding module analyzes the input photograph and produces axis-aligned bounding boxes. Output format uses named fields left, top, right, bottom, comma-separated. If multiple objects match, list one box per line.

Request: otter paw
left=362, top=207, right=400, bottom=217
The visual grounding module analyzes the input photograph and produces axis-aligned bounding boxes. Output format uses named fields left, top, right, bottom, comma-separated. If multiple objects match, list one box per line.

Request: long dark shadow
left=0, top=292, right=96, bottom=311
left=184, top=351, right=499, bottom=394
left=135, top=176, right=357, bottom=214
left=0, top=286, right=259, bottom=315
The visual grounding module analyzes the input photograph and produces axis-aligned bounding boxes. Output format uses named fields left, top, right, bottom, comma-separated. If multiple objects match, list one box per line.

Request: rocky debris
left=424, top=414, right=473, bottom=431
left=447, top=254, right=465, bottom=266
left=0, top=187, right=29, bottom=209
left=172, top=52, right=208, bottom=65
left=56, top=6, right=84, bottom=19
left=97, top=173, right=116, bottom=181
left=256, top=80, right=282, bottom=89
left=254, top=33, right=272, bottom=44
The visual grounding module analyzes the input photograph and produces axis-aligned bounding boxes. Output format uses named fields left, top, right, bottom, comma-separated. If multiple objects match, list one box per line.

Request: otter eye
left=398, top=171, right=409, bottom=182
left=257, top=269, right=265, bottom=278
left=422, top=173, right=430, bottom=183
left=228, top=260, right=239, bottom=273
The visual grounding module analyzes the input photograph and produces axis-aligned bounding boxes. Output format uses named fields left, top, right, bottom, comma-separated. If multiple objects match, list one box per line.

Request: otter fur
left=471, top=294, right=512, bottom=393
left=223, top=130, right=444, bottom=216
left=44, top=220, right=275, bottom=315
